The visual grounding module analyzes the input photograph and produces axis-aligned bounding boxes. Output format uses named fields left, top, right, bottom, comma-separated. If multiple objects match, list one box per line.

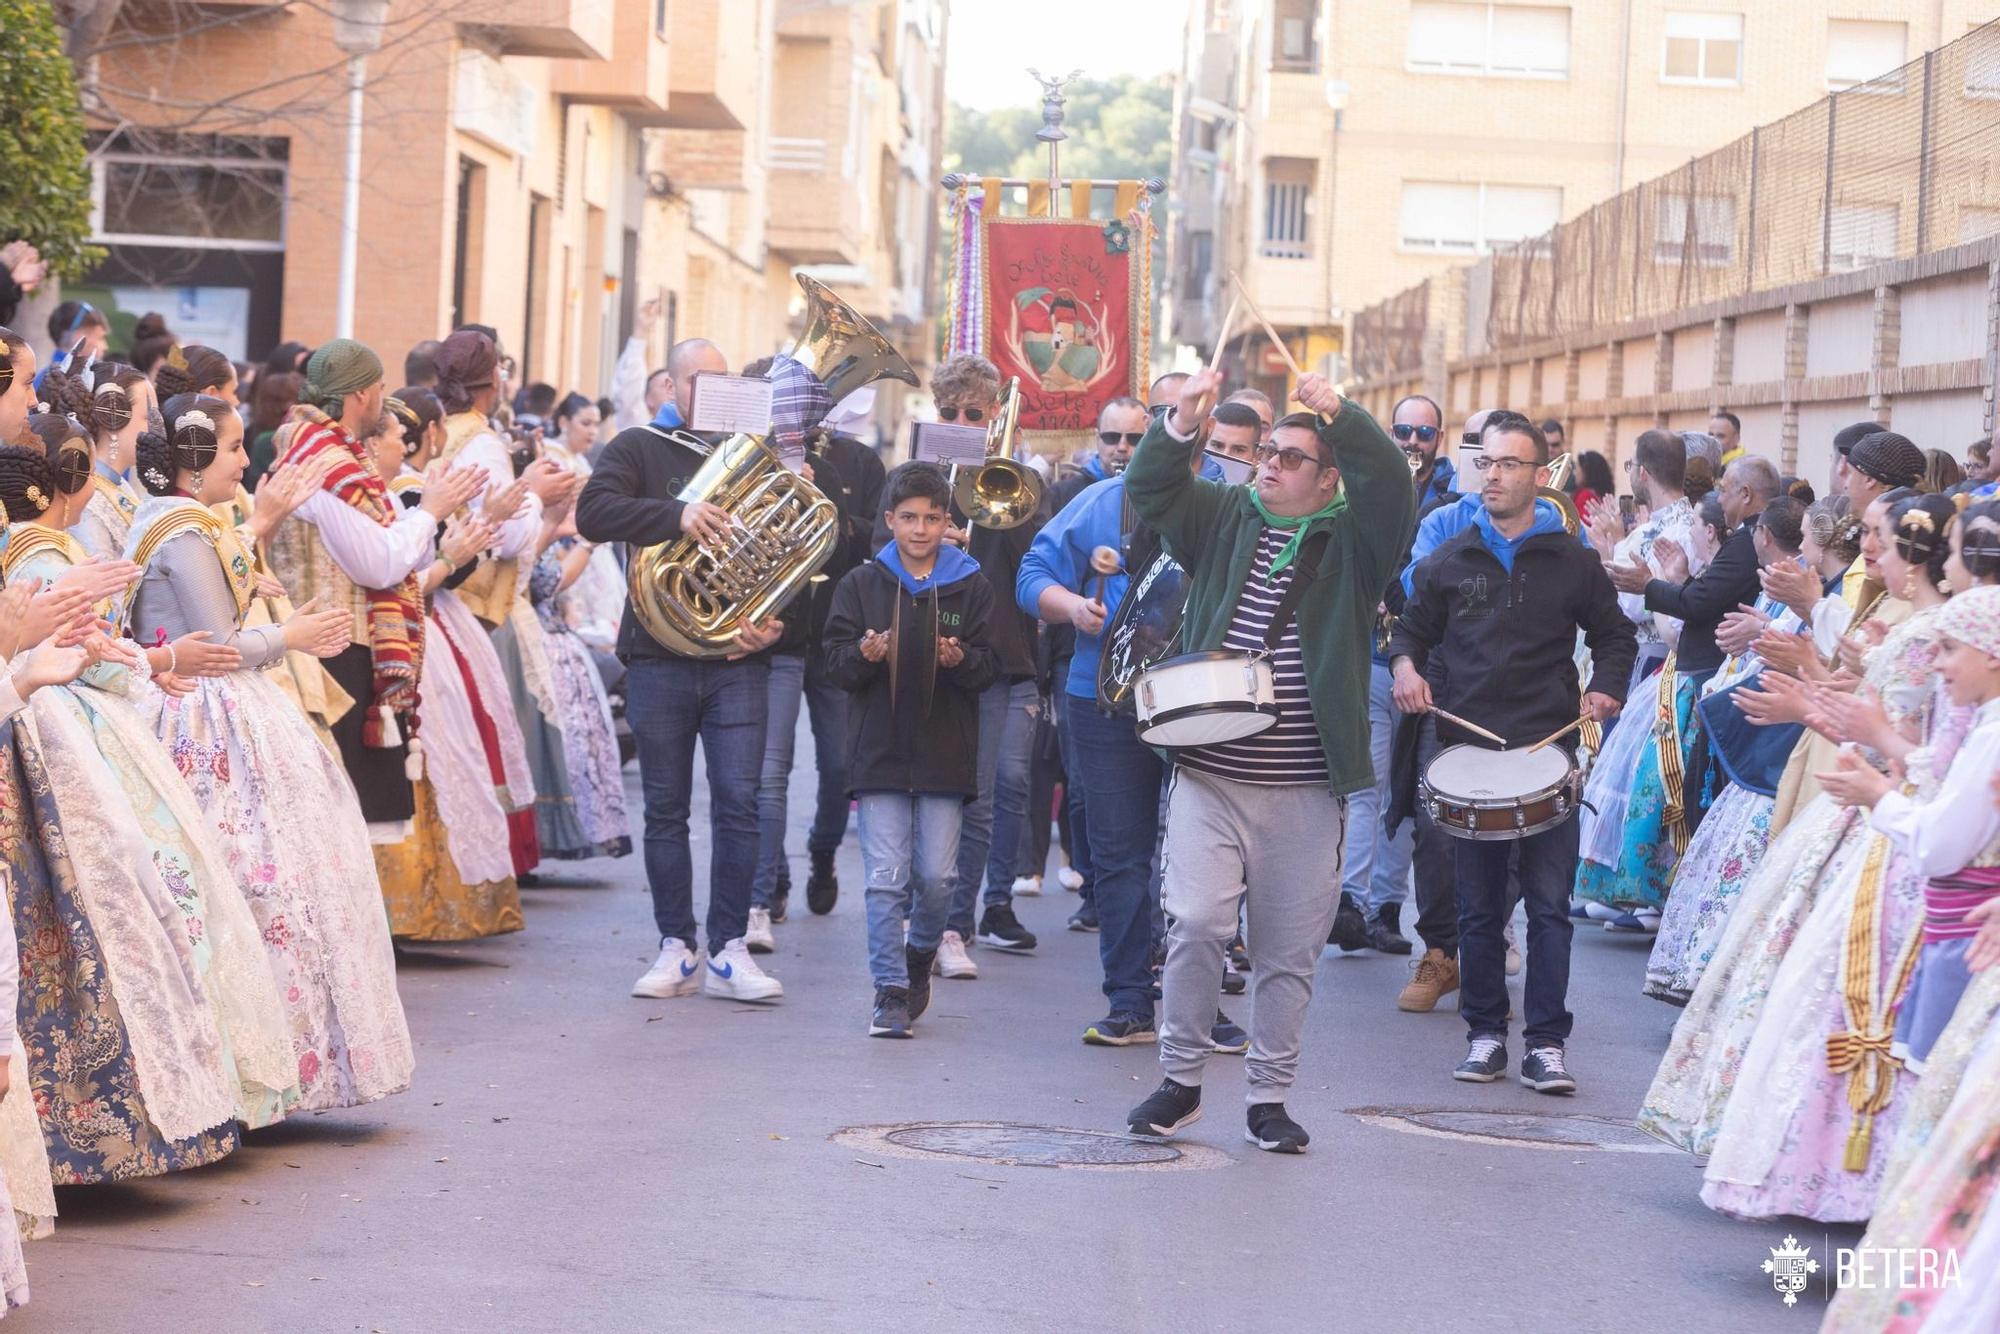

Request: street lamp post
left=330, top=0, right=389, bottom=340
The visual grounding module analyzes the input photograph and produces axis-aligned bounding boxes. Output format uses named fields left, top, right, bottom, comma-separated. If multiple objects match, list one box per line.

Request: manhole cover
left=1349, top=1106, right=1677, bottom=1154
left=832, top=1121, right=1231, bottom=1171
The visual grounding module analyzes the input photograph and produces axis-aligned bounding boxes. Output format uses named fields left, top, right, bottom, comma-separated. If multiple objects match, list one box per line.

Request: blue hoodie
left=1469, top=497, right=1571, bottom=573
left=649, top=401, right=686, bottom=430
left=876, top=540, right=981, bottom=594
left=1402, top=492, right=1590, bottom=596
left=1017, top=476, right=1132, bottom=700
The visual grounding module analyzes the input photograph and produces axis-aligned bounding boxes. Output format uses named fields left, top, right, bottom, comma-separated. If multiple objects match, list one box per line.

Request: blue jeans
left=1455, top=814, right=1579, bottom=1049
left=1067, top=698, right=1163, bottom=1017
left=625, top=655, right=768, bottom=952
left=1343, top=661, right=1414, bottom=916
left=858, top=793, right=962, bottom=989
left=1054, top=663, right=1095, bottom=905
left=949, top=677, right=1038, bottom=935
left=752, top=651, right=851, bottom=908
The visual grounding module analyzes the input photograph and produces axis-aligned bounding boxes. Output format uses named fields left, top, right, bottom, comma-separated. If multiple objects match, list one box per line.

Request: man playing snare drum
left=1388, top=417, right=1636, bottom=1094
left=1121, top=368, right=1413, bottom=1153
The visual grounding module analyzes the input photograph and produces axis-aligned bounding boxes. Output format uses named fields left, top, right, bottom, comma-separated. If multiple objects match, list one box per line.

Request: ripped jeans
left=857, top=792, right=963, bottom=990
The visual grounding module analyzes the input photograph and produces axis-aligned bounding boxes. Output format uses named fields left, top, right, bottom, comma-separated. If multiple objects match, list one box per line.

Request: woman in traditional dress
left=1644, top=498, right=1860, bottom=1004
left=528, top=507, right=631, bottom=861
left=0, top=401, right=283, bottom=1178
left=1639, top=490, right=1942, bottom=1159
left=544, top=393, right=626, bottom=646
left=42, top=363, right=151, bottom=560
left=367, top=391, right=531, bottom=940
left=151, top=343, right=239, bottom=411
left=126, top=394, right=417, bottom=1112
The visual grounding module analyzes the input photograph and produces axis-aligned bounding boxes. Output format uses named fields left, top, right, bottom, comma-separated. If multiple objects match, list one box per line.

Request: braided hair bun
left=0, top=443, right=59, bottom=522
left=134, top=428, right=176, bottom=496
left=1958, top=498, right=2000, bottom=582
left=1889, top=492, right=1958, bottom=587
left=160, top=391, right=225, bottom=476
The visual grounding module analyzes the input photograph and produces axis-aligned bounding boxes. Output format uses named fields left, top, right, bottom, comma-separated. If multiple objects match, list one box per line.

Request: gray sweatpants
left=1158, top=766, right=1347, bottom=1103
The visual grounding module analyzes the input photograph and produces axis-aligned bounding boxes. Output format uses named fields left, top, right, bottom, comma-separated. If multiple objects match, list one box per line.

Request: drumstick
left=1206, top=293, right=1242, bottom=374
left=1090, top=544, right=1121, bottom=606
left=1526, top=714, right=1591, bottom=753
left=1229, top=272, right=1304, bottom=379
left=1428, top=706, right=1507, bottom=748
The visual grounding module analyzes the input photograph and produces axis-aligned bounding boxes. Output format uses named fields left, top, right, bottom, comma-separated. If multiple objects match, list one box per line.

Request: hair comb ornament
left=54, top=443, right=93, bottom=495
left=174, top=408, right=216, bottom=436
left=142, top=465, right=171, bottom=490
left=23, top=484, right=48, bottom=513
left=1900, top=508, right=1937, bottom=534
left=166, top=343, right=189, bottom=372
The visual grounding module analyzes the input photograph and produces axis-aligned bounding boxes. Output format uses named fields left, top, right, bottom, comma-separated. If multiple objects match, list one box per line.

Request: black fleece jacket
left=823, top=556, right=997, bottom=797
left=1642, top=520, right=1762, bottom=676
left=1389, top=525, right=1638, bottom=749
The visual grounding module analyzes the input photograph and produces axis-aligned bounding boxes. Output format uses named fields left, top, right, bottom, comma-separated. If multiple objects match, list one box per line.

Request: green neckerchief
left=1248, top=485, right=1348, bottom=576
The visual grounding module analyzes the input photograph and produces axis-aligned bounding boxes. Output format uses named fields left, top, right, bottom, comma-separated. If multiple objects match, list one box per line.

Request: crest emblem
left=1761, top=1235, right=1819, bottom=1306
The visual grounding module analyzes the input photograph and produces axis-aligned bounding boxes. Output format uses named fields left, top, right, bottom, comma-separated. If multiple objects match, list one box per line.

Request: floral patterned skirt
left=1575, top=672, right=1700, bottom=910
left=541, top=627, right=631, bottom=860
left=1644, top=783, right=1774, bottom=1005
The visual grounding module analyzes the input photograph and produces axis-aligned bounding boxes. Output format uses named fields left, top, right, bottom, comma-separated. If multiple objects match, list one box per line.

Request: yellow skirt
left=374, top=779, right=526, bottom=941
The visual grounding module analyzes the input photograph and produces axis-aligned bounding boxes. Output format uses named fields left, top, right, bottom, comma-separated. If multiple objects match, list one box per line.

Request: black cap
left=1833, top=420, right=1882, bottom=457
left=1849, top=431, right=1925, bottom=489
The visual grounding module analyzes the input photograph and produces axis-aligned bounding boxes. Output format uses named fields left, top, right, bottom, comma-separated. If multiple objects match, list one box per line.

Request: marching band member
left=1389, top=416, right=1635, bottom=1094
left=1122, top=369, right=1412, bottom=1152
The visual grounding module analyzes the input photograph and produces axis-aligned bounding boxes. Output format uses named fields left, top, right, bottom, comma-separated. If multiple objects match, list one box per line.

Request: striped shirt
left=1176, top=526, right=1328, bottom=786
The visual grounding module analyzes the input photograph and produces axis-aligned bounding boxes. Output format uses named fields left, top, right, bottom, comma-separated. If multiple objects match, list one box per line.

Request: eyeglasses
left=937, top=405, right=987, bottom=424
left=1471, top=456, right=1537, bottom=477
left=1391, top=423, right=1439, bottom=444
left=1099, top=431, right=1145, bottom=447
left=1254, top=444, right=1322, bottom=472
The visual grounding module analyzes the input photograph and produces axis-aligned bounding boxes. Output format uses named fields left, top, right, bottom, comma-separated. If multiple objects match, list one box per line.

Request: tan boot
left=1397, top=948, right=1460, bottom=1013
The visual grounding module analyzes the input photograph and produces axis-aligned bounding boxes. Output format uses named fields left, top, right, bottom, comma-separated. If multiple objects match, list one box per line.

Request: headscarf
left=767, top=354, right=833, bottom=449
left=1851, top=431, right=1925, bottom=489
left=1937, top=583, right=2000, bottom=657
left=301, top=339, right=384, bottom=416
left=433, top=330, right=498, bottom=415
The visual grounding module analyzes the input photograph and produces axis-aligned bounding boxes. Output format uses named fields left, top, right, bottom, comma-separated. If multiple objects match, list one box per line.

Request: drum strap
left=1261, top=531, right=1330, bottom=653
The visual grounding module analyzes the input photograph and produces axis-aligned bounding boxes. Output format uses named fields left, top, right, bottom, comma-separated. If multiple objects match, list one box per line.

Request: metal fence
left=1481, top=20, right=2000, bottom=351
left=1350, top=277, right=1429, bottom=382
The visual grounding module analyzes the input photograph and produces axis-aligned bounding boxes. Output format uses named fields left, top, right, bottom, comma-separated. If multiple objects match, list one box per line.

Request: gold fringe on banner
left=982, top=177, right=1003, bottom=214
left=1069, top=182, right=1092, bottom=219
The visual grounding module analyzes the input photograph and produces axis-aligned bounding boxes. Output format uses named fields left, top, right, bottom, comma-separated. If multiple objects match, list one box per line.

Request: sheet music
left=910, top=421, right=990, bottom=468
left=688, top=374, right=776, bottom=436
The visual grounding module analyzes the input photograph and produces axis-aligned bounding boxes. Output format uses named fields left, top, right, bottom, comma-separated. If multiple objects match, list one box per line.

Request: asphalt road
left=18, top=734, right=1864, bottom=1332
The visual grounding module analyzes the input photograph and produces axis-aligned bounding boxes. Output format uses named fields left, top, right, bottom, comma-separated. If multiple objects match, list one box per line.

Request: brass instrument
left=952, top=377, right=1045, bottom=530
left=1539, top=450, right=1582, bottom=536
left=627, top=275, right=918, bottom=656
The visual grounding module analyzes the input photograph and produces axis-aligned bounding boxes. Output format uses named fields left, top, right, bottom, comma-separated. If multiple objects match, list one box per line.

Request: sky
left=944, top=0, right=1189, bottom=110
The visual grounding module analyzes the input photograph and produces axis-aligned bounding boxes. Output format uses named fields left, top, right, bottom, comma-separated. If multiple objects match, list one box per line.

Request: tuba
left=952, top=376, right=1045, bottom=530
left=1539, top=450, right=1582, bottom=536
left=627, top=275, right=918, bottom=656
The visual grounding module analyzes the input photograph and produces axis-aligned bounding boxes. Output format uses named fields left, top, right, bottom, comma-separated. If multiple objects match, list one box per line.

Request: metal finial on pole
left=1027, top=68, right=1083, bottom=198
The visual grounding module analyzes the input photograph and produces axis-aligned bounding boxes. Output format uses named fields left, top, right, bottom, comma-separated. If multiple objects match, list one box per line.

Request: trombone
left=952, top=376, right=1045, bottom=530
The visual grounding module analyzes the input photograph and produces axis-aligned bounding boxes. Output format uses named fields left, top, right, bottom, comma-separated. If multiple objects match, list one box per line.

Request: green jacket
left=1123, top=402, right=1416, bottom=796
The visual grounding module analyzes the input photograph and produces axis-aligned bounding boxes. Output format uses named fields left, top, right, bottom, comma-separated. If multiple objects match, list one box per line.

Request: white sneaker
left=1057, top=865, right=1084, bottom=892
left=745, top=906, right=776, bottom=954
left=1503, top=921, right=1522, bottom=977
left=632, top=938, right=703, bottom=999
left=1012, top=874, right=1044, bottom=897
left=934, top=930, right=978, bottom=979
left=702, top=938, right=784, bottom=1003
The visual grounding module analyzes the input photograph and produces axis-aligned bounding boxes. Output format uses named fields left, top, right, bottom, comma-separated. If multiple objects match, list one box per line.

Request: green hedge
left=0, top=0, right=103, bottom=280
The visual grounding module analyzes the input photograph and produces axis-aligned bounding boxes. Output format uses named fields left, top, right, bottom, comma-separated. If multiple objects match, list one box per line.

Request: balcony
left=767, top=143, right=863, bottom=265
left=657, top=0, right=761, bottom=130
left=458, top=0, right=612, bottom=59
left=548, top=0, right=671, bottom=122
left=656, top=129, right=753, bottom=192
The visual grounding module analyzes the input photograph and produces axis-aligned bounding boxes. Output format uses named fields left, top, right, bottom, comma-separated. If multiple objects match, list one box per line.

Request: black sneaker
left=1245, top=1102, right=1309, bottom=1154
left=904, top=947, right=936, bottom=1023
left=806, top=850, right=838, bottom=916
left=771, top=868, right=791, bottom=925
left=1364, top=904, right=1413, bottom=955
left=1521, top=1045, right=1578, bottom=1095
left=975, top=904, right=1037, bottom=952
left=1068, top=902, right=1100, bottom=933
left=1327, top=892, right=1369, bottom=951
left=869, top=986, right=912, bottom=1038
left=1220, top=962, right=1245, bottom=995
left=1227, top=934, right=1250, bottom=973
left=1453, top=1035, right=1508, bottom=1082
left=1081, top=1012, right=1156, bottom=1046
left=1127, top=1078, right=1202, bottom=1138
left=1211, top=1010, right=1248, bottom=1054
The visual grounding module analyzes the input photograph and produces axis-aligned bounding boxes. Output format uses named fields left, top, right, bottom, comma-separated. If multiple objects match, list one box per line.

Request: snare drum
left=1420, top=743, right=1580, bottom=840
left=1133, top=650, right=1278, bottom=749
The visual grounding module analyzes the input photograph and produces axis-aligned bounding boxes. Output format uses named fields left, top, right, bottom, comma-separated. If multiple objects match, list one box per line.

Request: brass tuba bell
left=1538, top=449, right=1582, bottom=536
left=626, top=275, right=919, bottom=657
left=952, top=377, right=1045, bottom=530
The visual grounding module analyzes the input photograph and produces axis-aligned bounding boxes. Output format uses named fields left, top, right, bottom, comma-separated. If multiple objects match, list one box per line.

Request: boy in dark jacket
left=823, top=462, right=997, bottom=1037
left=1388, top=417, right=1637, bottom=1095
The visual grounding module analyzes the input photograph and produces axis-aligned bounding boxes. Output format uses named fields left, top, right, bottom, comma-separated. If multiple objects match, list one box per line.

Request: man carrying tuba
left=578, top=336, right=789, bottom=1008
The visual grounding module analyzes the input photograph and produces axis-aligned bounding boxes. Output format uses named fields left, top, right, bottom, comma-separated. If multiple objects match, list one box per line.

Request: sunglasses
left=937, top=405, right=987, bottom=424
left=1255, top=444, right=1322, bottom=472
left=1391, top=423, right=1439, bottom=444
left=1099, top=431, right=1145, bottom=447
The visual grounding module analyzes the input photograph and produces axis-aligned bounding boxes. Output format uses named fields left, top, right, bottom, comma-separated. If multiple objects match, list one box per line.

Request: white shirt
left=452, top=428, right=546, bottom=560
left=295, top=487, right=438, bottom=589
left=1613, top=496, right=1696, bottom=651
left=1870, top=698, right=2000, bottom=878
left=1812, top=593, right=1856, bottom=657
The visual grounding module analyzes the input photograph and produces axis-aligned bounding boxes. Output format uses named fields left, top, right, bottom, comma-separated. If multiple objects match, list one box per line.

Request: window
left=1824, top=202, right=1899, bottom=271
left=1825, top=19, right=1906, bottom=92
left=1182, top=232, right=1214, bottom=300
left=1272, top=0, right=1317, bottom=72
left=1662, top=11, right=1741, bottom=85
left=1399, top=181, right=1561, bottom=255
left=92, top=151, right=287, bottom=251
left=1263, top=160, right=1314, bottom=258
left=1965, top=23, right=2000, bottom=97
left=1654, top=192, right=1736, bottom=266
left=1407, top=3, right=1570, bottom=80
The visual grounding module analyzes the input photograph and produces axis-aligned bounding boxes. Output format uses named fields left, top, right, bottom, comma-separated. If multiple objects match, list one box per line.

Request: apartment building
left=1166, top=0, right=2000, bottom=401
left=71, top=0, right=946, bottom=423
